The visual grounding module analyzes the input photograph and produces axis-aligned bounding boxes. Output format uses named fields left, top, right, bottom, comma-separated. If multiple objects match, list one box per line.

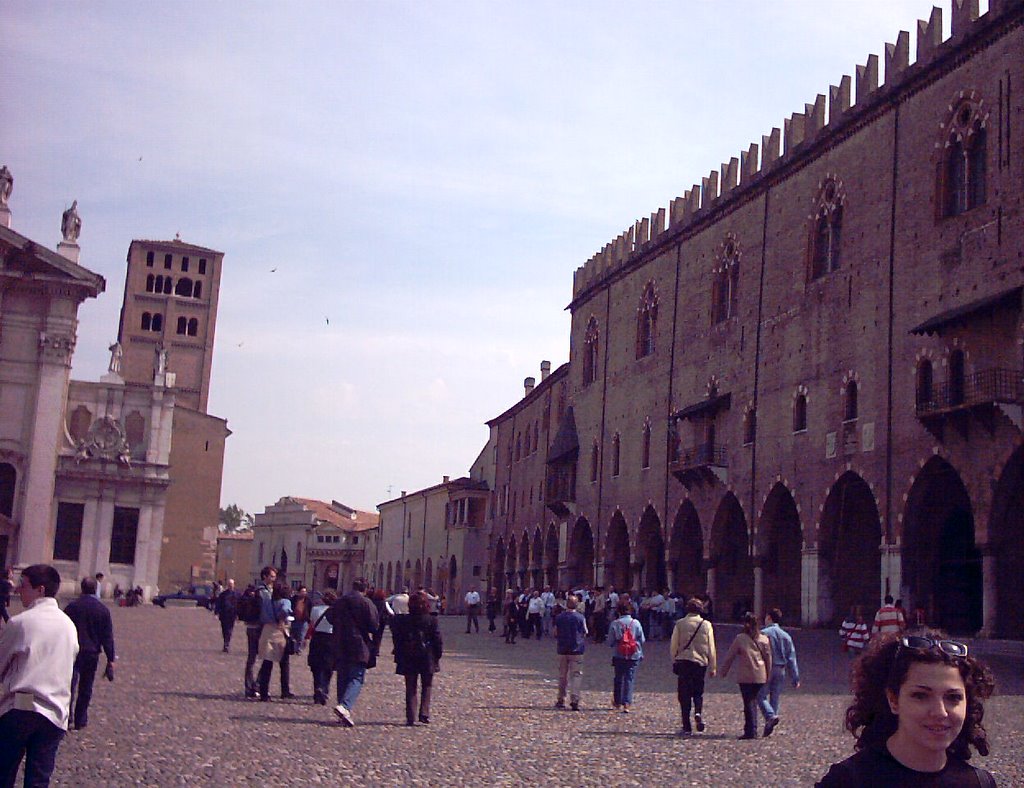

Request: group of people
left=226, top=567, right=443, bottom=728
left=0, top=566, right=117, bottom=787
left=840, top=594, right=922, bottom=655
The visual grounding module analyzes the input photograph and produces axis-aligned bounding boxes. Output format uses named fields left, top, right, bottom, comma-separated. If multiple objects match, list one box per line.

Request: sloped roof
left=909, top=286, right=1022, bottom=336
left=0, top=224, right=105, bottom=296
left=291, top=497, right=379, bottom=532
left=547, top=406, right=579, bottom=463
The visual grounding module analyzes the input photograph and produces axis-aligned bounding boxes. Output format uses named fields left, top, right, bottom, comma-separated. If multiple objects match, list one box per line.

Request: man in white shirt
left=464, top=588, right=481, bottom=633
left=0, top=564, right=79, bottom=787
left=540, top=586, right=556, bottom=636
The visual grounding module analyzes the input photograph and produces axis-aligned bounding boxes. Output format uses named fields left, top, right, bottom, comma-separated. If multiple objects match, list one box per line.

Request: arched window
left=141, top=312, right=152, bottom=331
left=635, top=281, right=658, bottom=359
left=711, top=236, right=740, bottom=324
left=611, top=433, right=621, bottom=477
left=296, top=541, right=302, bottom=565
left=845, top=380, right=859, bottom=421
left=187, top=318, right=198, bottom=336
left=193, top=281, right=202, bottom=299
left=533, top=422, right=539, bottom=454
left=163, top=277, right=172, bottom=294
left=949, top=349, right=966, bottom=406
left=641, top=420, right=651, bottom=469
left=810, top=177, right=844, bottom=280
left=125, top=411, right=145, bottom=451
left=793, top=393, right=808, bottom=432
left=175, top=277, right=193, bottom=297
left=154, top=275, right=164, bottom=293
left=590, top=441, right=599, bottom=483
left=515, top=434, right=521, bottom=462
left=176, top=317, right=187, bottom=335
left=916, top=360, right=934, bottom=410
left=151, top=313, right=163, bottom=332
left=943, top=100, right=987, bottom=217
left=583, top=317, right=600, bottom=385
left=145, top=274, right=155, bottom=292
left=69, top=405, right=92, bottom=443
left=524, top=429, right=531, bottom=456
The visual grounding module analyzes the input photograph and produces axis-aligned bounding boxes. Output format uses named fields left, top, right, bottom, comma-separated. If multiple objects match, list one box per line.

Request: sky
left=2, top=1, right=967, bottom=517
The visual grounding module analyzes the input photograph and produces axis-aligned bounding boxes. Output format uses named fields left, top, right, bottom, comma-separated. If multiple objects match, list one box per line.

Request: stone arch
left=532, top=527, right=544, bottom=588
left=901, top=456, right=981, bottom=635
left=605, top=511, right=631, bottom=591
left=710, top=492, right=752, bottom=621
left=506, top=536, right=518, bottom=588
left=518, top=532, right=531, bottom=587
left=636, top=505, right=666, bottom=593
left=668, top=500, right=703, bottom=596
left=757, top=482, right=803, bottom=622
left=818, top=471, right=881, bottom=626
left=568, top=517, right=594, bottom=588
left=544, top=523, right=559, bottom=587
left=990, top=445, right=1024, bottom=637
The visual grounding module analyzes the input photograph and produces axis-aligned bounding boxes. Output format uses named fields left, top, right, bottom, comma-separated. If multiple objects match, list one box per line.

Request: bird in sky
left=270, top=267, right=277, bottom=273
left=325, top=317, right=330, bottom=326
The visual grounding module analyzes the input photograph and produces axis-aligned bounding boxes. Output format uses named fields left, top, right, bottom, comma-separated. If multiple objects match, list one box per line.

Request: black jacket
left=64, top=595, right=115, bottom=661
left=390, top=613, right=442, bottom=676
left=327, top=590, right=379, bottom=666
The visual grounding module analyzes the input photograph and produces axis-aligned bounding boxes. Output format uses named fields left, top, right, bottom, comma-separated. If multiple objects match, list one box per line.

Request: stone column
left=16, top=331, right=76, bottom=566
left=753, top=559, right=764, bottom=618
left=94, top=493, right=116, bottom=578
left=77, top=498, right=102, bottom=575
left=880, top=543, right=901, bottom=603
left=133, top=505, right=154, bottom=587
left=801, top=548, right=820, bottom=627
left=980, top=543, right=997, bottom=638
left=705, top=566, right=717, bottom=605
left=145, top=503, right=167, bottom=599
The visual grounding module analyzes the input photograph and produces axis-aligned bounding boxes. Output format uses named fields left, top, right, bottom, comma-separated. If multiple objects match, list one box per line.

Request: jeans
left=466, top=606, right=480, bottom=633
left=557, top=654, right=583, bottom=703
left=312, top=666, right=333, bottom=703
left=757, top=666, right=786, bottom=721
left=612, top=658, right=639, bottom=707
left=220, top=616, right=237, bottom=650
left=739, top=683, right=764, bottom=737
left=244, top=626, right=261, bottom=696
left=289, top=620, right=308, bottom=652
left=0, top=709, right=65, bottom=788
left=542, top=608, right=553, bottom=636
left=675, top=660, right=707, bottom=731
left=70, top=652, right=100, bottom=729
left=337, top=663, right=367, bottom=710
left=404, top=672, right=433, bottom=723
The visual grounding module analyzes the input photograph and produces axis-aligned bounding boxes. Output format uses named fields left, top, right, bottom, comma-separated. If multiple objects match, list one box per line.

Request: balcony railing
left=916, top=368, right=1024, bottom=417
left=669, top=443, right=728, bottom=488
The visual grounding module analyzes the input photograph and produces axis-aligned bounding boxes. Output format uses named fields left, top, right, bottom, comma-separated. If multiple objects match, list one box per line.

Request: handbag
left=672, top=619, right=705, bottom=675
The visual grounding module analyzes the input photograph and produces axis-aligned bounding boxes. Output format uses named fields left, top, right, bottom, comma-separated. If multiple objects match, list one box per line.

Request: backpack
left=401, top=626, right=432, bottom=664
left=238, top=587, right=262, bottom=624
left=617, top=621, right=639, bottom=657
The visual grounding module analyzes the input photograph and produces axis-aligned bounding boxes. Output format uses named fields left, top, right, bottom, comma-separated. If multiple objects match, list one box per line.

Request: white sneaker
left=333, top=704, right=354, bottom=727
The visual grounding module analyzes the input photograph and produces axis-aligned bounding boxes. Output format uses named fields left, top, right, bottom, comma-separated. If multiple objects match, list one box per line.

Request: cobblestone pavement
left=16, top=604, right=1023, bottom=786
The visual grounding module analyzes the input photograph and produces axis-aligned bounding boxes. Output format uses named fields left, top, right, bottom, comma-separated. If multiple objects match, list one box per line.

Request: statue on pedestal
left=108, top=341, right=123, bottom=374
left=0, top=166, right=12, bottom=208
left=61, top=200, right=81, bottom=243
left=156, top=344, right=168, bottom=375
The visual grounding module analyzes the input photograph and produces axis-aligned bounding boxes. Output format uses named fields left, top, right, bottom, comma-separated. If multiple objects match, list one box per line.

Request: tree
left=219, top=503, right=252, bottom=533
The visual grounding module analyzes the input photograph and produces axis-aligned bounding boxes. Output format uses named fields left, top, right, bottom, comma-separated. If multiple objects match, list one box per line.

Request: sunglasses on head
left=898, top=635, right=968, bottom=658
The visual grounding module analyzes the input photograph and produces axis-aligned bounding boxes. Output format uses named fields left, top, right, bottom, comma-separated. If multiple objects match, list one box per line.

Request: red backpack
left=617, top=622, right=639, bottom=657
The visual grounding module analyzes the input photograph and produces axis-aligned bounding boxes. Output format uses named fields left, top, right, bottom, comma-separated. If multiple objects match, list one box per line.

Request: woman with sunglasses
left=816, top=631, right=996, bottom=786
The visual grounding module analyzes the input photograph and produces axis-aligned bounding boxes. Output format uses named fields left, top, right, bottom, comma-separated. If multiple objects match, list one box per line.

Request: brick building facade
left=485, top=0, right=1024, bottom=638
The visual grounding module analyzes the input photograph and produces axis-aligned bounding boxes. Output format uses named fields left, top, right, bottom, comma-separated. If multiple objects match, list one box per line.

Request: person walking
left=305, top=591, right=337, bottom=705
left=669, top=597, right=716, bottom=736
left=243, top=566, right=276, bottom=698
left=64, top=576, right=116, bottom=730
left=214, top=579, right=239, bottom=653
left=256, top=584, right=294, bottom=701
left=719, top=611, right=772, bottom=739
left=871, top=594, right=906, bottom=639
left=0, top=565, right=79, bottom=787
left=502, top=590, right=518, bottom=644
left=553, top=594, right=587, bottom=711
left=464, top=587, right=481, bottom=633
left=485, top=587, right=499, bottom=633
left=527, top=590, right=544, bottom=639
left=290, top=585, right=311, bottom=655
left=329, top=578, right=379, bottom=727
left=391, top=591, right=443, bottom=725
left=757, top=607, right=799, bottom=738
left=606, top=599, right=645, bottom=713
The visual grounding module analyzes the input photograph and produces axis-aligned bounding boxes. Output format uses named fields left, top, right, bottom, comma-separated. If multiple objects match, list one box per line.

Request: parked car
left=152, top=586, right=214, bottom=609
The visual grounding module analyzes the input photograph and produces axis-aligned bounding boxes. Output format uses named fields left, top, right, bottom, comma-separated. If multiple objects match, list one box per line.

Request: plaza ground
left=16, top=604, right=1024, bottom=786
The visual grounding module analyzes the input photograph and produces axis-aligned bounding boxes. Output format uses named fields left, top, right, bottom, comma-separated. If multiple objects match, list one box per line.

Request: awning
left=547, top=406, right=579, bottom=463
left=672, top=392, right=732, bottom=421
left=910, top=286, right=1022, bottom=336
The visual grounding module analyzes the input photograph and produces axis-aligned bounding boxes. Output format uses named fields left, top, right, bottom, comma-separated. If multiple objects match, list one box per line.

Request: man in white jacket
left=0, top=564, right=79, bottom=786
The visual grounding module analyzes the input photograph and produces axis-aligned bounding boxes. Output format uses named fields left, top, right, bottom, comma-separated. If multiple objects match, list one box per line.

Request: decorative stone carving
left=74, top=416, right=132, bottom=466
left=108, top=341, right=123, bottom=374
left=0, top=165, right=12, bottom=207
left=156, top=344, right=168, bottom=374
left=37, top=331, right=76, bottom=364
left=61, top=200, right=81, bottom=243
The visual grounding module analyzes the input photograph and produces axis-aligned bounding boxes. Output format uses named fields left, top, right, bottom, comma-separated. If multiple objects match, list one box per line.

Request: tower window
left=176, top=316, right=187, bottom=335
left=583, top=317, right=600, bottom=386
left=942, top=101, right=987, bottom=217
left=164, top=254, right=172, bottom=270
left=146, top=251, right=154, bottom=267
left=181, top=256, right=190, bottom=272
left=198, top=258, right=207, bottom=275
left=193, top=281, right=202, bottom=299
left=187, top=318, right=198, bottom=336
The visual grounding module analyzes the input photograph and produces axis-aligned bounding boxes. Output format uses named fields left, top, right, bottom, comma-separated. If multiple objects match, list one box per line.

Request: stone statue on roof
left=156, top=344, right=168, bottom=374
left=61, top=200, right=81, bottom=243
left=0, top=166, right=12, bottom=207
left=108, top=341, right=123, bottom=374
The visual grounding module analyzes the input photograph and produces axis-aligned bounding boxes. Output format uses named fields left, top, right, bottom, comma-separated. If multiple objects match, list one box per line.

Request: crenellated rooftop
left=571, top=0, right=1019, bottom=304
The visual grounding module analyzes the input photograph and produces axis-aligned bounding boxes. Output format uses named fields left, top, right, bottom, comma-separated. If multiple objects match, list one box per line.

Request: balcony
left=916, top=367, right=1024, bottom=440
left=669, top=443, right=728, bottom=489
left=545, top=465, right=577, bottom=518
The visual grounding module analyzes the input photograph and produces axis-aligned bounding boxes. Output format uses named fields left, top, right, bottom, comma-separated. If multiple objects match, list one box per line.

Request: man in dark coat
left=63, top=576, right=115, bottom=730
left=327, top=578, right=378, bottom=727
left=214, top=579, right=239, bottom=652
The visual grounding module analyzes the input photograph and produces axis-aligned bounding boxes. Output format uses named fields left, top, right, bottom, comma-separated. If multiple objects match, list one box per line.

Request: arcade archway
left=710, top=492, right=752, bottom=621
left=819, top=472, right=881, bottom=626
left=758, top=483, right=803, bottom=622
left=669, top=501, right=704, bottom=595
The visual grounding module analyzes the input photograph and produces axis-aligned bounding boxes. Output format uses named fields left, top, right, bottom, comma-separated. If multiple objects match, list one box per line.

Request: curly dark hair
left=844, top=630, right=995, bottom=760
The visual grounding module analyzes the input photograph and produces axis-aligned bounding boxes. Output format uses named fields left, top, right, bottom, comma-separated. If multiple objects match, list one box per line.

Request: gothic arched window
left=810, top=177, right=844, bottom=280
left=711, top=236, right=740, bottom=324
left=583, top=317, right=600, bottom=385
left=942, top=99, right=987, bottom=217
left=635, top=281, right=658, bottom=359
